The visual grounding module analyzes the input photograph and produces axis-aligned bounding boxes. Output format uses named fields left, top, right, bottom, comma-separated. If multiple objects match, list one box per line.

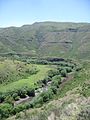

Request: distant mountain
left=0, top=22, right=90, bottom=59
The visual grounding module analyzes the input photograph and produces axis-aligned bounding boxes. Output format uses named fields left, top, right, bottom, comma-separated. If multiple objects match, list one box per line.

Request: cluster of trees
left=0, top=68, right=63, bottom=119
left=48, top=66, right=72, bottom=79
left=16, top=56, right=77, bottom=68
left=27, top=74, right=62, bottom=108
left=0, top=87, right=35, bottom=104
left=0, top=87, right=35, bottom=119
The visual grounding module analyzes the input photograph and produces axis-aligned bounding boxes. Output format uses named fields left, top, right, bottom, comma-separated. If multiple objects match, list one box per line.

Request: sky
left=0, top=0, right=90, bottom=27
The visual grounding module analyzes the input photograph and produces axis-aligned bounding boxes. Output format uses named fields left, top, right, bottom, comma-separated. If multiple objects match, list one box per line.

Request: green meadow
left=0, top=64, right=51, bottom=93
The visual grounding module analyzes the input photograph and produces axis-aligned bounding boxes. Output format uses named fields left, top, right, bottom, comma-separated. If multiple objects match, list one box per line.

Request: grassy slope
left=0, top=22, right=90, bottom=59
left=7, top=60, right=90, bottom=120
left=0, top=64, right=51, bottom=93
left=0, top=59, right=40, bottom=84
left=7, top=94, right=90, bottom=120
left=56, top=60, right=90, bottom=98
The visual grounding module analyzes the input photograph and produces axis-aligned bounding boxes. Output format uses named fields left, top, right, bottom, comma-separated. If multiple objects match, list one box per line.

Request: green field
left=0, top=64, right=51, bottom=93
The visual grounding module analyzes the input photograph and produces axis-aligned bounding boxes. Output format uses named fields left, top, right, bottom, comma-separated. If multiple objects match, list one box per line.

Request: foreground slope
left=0, top=22, right=90, bottom=59
left=6, top=60, right=90, bottom=120
left=7, top=92, right=90, bottom=120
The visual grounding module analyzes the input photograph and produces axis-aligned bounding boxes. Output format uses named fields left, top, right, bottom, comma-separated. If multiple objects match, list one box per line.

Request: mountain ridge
left=0, top=22, right=90, bottom=59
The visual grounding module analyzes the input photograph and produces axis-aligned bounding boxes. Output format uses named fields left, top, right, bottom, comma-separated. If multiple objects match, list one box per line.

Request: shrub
left=32, top=96, right=44, bottom=107
left=51, top=80, right=59, bottom=88
left=15, top=113, right=21, bottom=119
left=50, top=86, right=57, bottom=94
left=24, top=103, right=30, bottom=109
left=52, top=75, right=61, bottom=84
left=12, top=93, right=20, bottom=101
left=80, top=82, right=90, bottom=97
left=48, top=69, right=59, bottom=78
left=41, top=90, right=53, bottom=102
left=29, top=100, right=35, bottom=108
left=75, top=66, right=82, bottom=71
left=68, top=63, right=75, bottom=69
left=18, top=89, right=27, bottom=98
left=26, top=88, right=35, bottom=97
left=41, top=92, right=49, bottom=102
left=57, top=67, right=64, bottom=72
left=65, top=67, right=72, bottom=73
left=60, top=69, right=67, bottom=77
left=77, top=107, right=90, bottom=120
left=12, top=104, right=26, bottom=115
left=0, top=103, right=13, bottom=118
left=0, top=93, right=5, bottom=103
left=4, top=95, right=14, bottom=105
left=42, top=79, right=48, bottom=85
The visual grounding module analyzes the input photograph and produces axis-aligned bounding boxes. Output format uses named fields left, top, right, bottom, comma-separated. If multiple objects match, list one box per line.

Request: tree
left=18, top=89, right=27, bottom=98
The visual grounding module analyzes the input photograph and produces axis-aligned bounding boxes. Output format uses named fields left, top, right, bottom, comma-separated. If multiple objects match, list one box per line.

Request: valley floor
left=0, top=59, right=90, bottom=120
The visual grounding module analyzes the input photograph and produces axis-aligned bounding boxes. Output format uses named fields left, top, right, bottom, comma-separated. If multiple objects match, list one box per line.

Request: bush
left=41, top=90, right=53, bottom=102
left=65, top=67, right=72, bottom=73
left=25, top=67, right=38, bottom=75
left=52, top=75, right=61, bottom=84
left=12, top=104, right=26, bottom=115
left=0, top=103, right=13, bottom=118
left=77, top=107, right=90, bottom=120
left=0, top=93, right=5, bottom=103
left=60, top=69, right=67, bottom=77
left=29, top=101, right=35, bottom=108
left=75, top=66, right=82, bottom=71
left=24, top=103, right=30, bottom=109
left=51, top=80, right=59, bottom=88
left=68, top=63, right=75, bottom=69
left=42, top=79, right=48, bottom=85
left=15, top=113, right=21, bottom=119
left=32, top=96, right=43, bottom=107
left=4, top=95, right=14, bottom=105
left=50, top=86, right=57, bottom=94
left=18, top=89, right=27, bottom=98
left=26, top=88, right=35, bottom=97
left=80, top=82, right=90, bottom=97
left=12, top=93, right=20, bottom=101
left=48, top=69, right=60, bottom=78
left=41, top=92, right=49, bottom=102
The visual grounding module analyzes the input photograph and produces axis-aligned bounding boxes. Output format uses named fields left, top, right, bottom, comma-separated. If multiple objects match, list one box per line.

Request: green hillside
left=0, top=22, right=90, bottom=59
left=0, top=22, right=90, bottom=120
